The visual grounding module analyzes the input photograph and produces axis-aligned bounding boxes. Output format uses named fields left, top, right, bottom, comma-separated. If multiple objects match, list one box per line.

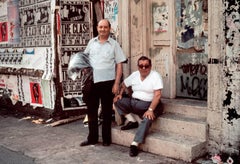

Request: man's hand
left=113, top=94, right=122, bottom=103
left=112, top=83, right=119, bottom=95
left=143, top=110, right=155, bottom=120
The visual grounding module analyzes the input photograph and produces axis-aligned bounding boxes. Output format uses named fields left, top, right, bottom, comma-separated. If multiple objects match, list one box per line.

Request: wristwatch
left=148, top=108, right=153, bottom=112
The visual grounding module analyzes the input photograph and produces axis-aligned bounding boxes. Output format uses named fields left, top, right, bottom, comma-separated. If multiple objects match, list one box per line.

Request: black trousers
left=86, top=80, right=114, bottom=143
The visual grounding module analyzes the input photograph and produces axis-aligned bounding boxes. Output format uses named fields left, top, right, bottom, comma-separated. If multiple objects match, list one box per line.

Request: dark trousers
left=86, top=80, right=114, bottom=144
left=114, top=97, right=163, bottom=143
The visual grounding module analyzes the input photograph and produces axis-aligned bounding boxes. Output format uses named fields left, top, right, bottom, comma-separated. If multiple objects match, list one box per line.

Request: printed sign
left=60, top=0, right=92, bottom=110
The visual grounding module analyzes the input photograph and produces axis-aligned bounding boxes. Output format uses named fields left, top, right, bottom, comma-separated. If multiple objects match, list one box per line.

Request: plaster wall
left=208, top=0, right=240, bottom=155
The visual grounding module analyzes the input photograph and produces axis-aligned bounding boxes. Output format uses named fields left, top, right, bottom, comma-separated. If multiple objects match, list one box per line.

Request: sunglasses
left=138, top=64, right=150, bottom=69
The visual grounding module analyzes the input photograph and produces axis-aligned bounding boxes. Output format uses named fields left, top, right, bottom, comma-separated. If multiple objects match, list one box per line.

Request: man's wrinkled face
left=97, top=20, right=110, bottom=37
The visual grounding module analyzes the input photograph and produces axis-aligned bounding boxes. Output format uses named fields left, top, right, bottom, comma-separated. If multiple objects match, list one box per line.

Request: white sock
left=131, top=141, right=139, bottom=146
left=125, top=113, right=136, bottom=122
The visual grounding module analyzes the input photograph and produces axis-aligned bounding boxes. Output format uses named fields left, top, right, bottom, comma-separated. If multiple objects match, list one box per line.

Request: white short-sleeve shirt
left=124, top=70, right=163, bottom=101
left=84, top=36, right=126, bottom=83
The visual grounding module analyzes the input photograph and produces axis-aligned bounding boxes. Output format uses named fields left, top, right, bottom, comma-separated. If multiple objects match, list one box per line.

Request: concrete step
left=111, top=126, right=207, bottom=162
left=111, top=98, right=208, bottom=162
left=151, top=113, right=207, bottom=141
left=161, top=98, right=207, bottom=120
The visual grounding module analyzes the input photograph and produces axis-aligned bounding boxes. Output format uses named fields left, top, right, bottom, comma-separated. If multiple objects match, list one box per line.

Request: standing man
left=80, top=19, right=126, bottom=146
left=114, top=56, right=163, bottom=156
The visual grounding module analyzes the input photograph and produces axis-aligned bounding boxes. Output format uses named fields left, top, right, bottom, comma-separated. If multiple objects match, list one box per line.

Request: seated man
left=114, top=56, right=163, bottom=157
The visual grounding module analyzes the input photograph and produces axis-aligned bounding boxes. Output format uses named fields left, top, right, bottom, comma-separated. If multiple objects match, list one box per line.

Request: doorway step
left=111, top=98, right=208, bottom=162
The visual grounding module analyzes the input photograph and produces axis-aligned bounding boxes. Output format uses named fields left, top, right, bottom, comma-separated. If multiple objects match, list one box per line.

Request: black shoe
left=102, top=142, right=111, bottom=146
left=80, top=140, right=97, bottom=147
left=121, top=121, right=138, bottom=130
left=129, top=145, right=138, bottom=157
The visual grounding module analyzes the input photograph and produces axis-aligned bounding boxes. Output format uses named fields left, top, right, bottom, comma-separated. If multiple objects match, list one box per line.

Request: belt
left=132, top=97, right=151, bottom=103
left=132, top=97, right=142, bottom=101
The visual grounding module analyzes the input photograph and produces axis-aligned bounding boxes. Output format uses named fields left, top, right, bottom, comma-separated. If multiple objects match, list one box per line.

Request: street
left=0, top=146, right=34, bottom=164
left=0, top=109, right=211, bottom=164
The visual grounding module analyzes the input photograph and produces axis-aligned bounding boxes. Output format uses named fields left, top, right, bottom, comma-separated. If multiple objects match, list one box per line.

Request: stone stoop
left=111, top=98, right=208, bottom=162
left=161, top=98, right=207, bottom=120
left=151, top=113, right=207, bottom=141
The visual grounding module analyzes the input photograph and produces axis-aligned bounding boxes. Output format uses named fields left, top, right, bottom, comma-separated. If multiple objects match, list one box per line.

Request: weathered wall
left=208, top=0, right=240, bottom=155
left=129, top=0, right=144, bottom=71
left=221, top=0, right=240, bottom=154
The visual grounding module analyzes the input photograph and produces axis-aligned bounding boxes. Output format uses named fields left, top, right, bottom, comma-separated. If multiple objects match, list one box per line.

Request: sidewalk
left=0, top=109, right=211, bottom=164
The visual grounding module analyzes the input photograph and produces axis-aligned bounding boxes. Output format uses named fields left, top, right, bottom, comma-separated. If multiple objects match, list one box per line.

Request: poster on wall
left=0, top=75, right=20, bottom=104
left=0, top=22, right=8, bottom=42
left=0, top=48, right=23, bottom=68
left=60, top=0, right=92, bottom=110
left=60, top=0, right=91, bottom=48
left=0, top=47, right=54, bottom=80
left=0, top=77, right=9, bottom=97
left=0, top=74, right=55, bottom=109
left=29, top=80, right=43, bottom=106
left=176, top=0, right=206, bottom=49
left=0, top=0, right=8, bottom=44
left=104, top=0, right=118, bottom=39
left=19, top=0, right=51, bottom=47
left=0, top=0, right=20, bottom=44
left=7, top=0, right=20, bottom=44
left=152, top=3, right=168, bottom=33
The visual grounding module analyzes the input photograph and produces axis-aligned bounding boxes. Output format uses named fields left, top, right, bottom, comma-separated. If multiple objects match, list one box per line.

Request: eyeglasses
left=138, top=64, right=150, bottom=69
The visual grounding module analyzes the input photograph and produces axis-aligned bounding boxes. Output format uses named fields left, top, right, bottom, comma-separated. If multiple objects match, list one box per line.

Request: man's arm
left=149, top=89, right=161, bottom=111
left=143, top=89, right=162, bottom=120
left=112, top=62, right=123, bottom=94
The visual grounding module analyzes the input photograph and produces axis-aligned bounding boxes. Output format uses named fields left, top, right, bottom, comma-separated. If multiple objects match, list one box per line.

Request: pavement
left=0, top=108, right=213, bottom=164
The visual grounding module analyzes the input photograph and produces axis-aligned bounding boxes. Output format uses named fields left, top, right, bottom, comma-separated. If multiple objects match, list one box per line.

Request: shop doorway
left=175, top=0, right=208, bottom=100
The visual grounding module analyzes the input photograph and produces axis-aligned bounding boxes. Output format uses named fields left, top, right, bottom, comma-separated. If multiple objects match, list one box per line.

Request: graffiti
left=177, top=53, right=208, bottom=99
left=179, top=63, right=207, bottom=76
left=180, top=75, right=207, bottom=99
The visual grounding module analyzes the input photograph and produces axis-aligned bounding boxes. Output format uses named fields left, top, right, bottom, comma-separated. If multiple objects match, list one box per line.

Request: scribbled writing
left=178, top=63, right=208, bottom=99
left=179, top=63, right=207, bottom=76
